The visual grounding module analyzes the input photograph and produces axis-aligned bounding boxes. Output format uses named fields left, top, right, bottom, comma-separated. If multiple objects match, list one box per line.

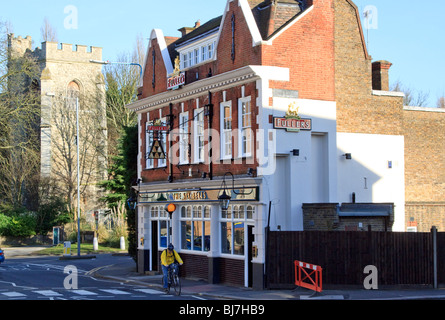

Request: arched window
left=67, top=81, right=80, bottom=100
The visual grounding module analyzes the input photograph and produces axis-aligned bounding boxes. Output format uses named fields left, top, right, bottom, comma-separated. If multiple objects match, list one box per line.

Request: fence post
left=432, top=226, right=437, bottom=289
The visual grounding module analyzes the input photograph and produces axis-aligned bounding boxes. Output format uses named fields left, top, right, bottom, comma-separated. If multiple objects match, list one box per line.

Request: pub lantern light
left=127, top=196, right=137, bottom=210
left=218, top=172, right=235, bottom=211
left=218, top=189, right=232, bottom=211
left=218, top=172, right=252, bottom=211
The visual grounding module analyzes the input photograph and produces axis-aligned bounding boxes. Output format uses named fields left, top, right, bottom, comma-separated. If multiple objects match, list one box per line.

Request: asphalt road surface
left=0, top=250, right=205, bottom=301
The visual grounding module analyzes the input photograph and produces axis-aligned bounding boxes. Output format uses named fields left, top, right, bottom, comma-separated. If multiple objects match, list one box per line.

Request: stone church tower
left=8, top=34, right=108, bottom=214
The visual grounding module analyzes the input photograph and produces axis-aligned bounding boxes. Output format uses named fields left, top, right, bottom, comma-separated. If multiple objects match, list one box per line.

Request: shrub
left=0, top=213, right=36, bottom=237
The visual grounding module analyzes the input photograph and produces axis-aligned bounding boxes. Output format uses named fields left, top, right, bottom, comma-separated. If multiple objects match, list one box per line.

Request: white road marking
left=33, top=290, right=63, bottom=297
left=70, top=290, right=98, bottom=296
left=134, top=288, right=161, bottom=294
left=1, top=292, right=26, bottom=297
left=99, top=289, right=130, bottom=295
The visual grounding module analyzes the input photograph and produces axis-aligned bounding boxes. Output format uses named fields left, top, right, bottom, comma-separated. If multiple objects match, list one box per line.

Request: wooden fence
left=266, top=229, right=443, bottom=289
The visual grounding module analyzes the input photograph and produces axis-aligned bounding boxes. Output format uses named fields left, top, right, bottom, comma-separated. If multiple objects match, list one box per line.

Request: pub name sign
left=273, top=102, right=312, bottom=132
left=167, top=56, right=185, bottom=90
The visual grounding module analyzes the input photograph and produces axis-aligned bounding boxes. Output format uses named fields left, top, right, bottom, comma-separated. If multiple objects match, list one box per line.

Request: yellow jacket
left=161, top=249, right=183, bottom=266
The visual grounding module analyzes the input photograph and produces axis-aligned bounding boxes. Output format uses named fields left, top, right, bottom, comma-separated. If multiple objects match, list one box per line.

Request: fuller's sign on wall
left=167, top=56, right=186, bottom=90
left=274, top=117, right=312, bottom=131
left=167, top=72, right=185, bottom=90
left=274, top=102, right=312, bottom=132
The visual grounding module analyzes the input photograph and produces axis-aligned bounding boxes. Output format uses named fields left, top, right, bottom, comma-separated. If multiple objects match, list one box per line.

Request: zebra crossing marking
left=33, top=290, right=63, bottom=297
left=71, top=290, right=98, bottom=296
left=99, top=289, right=131, bottom=295
left=1, top=292, right=26, bottom=298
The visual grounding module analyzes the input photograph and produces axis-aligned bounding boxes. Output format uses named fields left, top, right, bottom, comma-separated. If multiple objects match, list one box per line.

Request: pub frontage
left=125, top=0, right=444, bottom=289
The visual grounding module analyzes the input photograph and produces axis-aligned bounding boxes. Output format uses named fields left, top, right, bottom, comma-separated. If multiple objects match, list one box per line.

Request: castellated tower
left=8, top=34, right=108, bottom=215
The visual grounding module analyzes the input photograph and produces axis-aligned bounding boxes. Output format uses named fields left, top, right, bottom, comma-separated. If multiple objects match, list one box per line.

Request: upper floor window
left=238, top=97, right=252, bottom=157
left=67, top=81, right=80, bottom=100
left=146, top=121, right=154, bottom=169
left=180, top=40, right=216, bottom=70
left=179, top=112, right=189, bottom=164
left=220, top=101, right=232, bottom=159
left=193, top=108, right=205, bottom=163
left=158, top=117, right=167, bottom=168
left=67, top=81, right=80, bottom=109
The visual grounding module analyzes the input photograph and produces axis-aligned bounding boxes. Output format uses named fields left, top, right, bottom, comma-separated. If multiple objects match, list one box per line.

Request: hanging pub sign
left=167, top=56, right=185, bottom=90
left=273, top=102, right=312, bottom=132
left=147, top=119, right=169, bottom=132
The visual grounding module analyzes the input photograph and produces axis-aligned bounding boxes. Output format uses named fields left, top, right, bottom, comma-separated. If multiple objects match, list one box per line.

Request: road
left=0, top=250, right=207, bottom=301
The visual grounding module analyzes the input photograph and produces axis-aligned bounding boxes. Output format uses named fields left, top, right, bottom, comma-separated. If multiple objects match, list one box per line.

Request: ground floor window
left=180, top=205, right=211, bottom=252
left=220, top=205, right=255, bottom=256
left=150, top=206, right=169, bottom=248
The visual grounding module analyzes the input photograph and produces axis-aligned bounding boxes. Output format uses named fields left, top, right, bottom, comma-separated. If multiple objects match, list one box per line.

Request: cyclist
left=161, top=243, right=183, bottom=292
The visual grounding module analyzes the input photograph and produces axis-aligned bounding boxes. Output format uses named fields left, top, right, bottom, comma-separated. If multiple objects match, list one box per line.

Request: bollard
left=63, top=241, right=71, bottom=256
left=93, top=237, right=98, bottom=251
left=120, top=236, right=125, bottom=250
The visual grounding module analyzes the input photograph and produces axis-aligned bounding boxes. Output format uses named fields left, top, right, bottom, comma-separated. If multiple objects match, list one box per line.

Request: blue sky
left=1, top=0, right=444, bottom=107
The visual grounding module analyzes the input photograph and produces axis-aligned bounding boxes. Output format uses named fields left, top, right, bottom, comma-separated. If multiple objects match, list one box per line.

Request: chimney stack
left=178, top=20, right=201, bottom=37
left=372, top=60, right=392, bottom=91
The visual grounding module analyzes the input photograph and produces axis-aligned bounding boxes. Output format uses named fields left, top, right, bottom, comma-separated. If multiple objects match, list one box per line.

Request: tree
left=49, top=86, right=107, bottom=215
left=391, top=80, right=430, bottom=107
left=104, top=36, right=144, bottom=156
left=40, top=17, right=58, bottom=43
left=437, top=96, right=445, bottom=109
left=0, top=20, right=41, bottom=209
left=101, top=36, right=144, bottom=260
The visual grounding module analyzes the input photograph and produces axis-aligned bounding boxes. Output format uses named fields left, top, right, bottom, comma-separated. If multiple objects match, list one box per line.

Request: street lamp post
left=76, top=97, right=81, bottom=256
left=89, top=59, right=143, bottom=82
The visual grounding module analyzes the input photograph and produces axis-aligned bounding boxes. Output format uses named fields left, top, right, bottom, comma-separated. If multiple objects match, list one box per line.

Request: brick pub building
left=127, top=0, right=445, bottom=289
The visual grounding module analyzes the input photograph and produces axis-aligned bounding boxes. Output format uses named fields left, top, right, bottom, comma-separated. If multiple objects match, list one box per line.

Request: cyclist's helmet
left=167, top=243, right=174, bottom=251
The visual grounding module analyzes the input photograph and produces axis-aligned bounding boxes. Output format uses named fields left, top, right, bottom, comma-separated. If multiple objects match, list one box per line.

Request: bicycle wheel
left=172, top=274, right=181, bottom=296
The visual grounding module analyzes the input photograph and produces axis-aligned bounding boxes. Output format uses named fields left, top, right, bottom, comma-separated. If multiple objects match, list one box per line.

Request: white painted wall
left=336, top=133, right=405, bottom=231
left=262, top=98, right=338, bottom=231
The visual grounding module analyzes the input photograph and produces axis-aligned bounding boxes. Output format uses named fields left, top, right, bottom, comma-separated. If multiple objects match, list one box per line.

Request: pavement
left=92, top=254, right=445, bottom=300
left=4, top=246, right=445, bottom=300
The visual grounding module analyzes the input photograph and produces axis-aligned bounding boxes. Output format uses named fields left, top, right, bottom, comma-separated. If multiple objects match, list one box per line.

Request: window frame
left=157, top=117, right=167, bottom=168
left=179, top=111, right=189, bottom=165
left=220, top=204, right=255, bottom=256
left=220, top=101, right=232, bottom=160
left=145, top=121, right=154, bottom=169
left=193, top=107, right=205, bottom=163
left=238, top=96, right=252, bottom=158
left=180, top=205, right=211, bottom=253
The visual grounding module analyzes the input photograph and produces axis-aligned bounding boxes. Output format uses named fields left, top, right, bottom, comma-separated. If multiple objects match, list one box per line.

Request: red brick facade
left=134, top=0, right=445, bottom=230
left=129, top=0, right=445, bottom=286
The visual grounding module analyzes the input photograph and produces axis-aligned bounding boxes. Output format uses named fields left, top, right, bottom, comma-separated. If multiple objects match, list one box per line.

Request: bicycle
left=165, top=263, right=181, bottom=296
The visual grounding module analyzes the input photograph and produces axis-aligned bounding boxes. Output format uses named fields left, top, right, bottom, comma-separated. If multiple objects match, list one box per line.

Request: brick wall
left=404, top=108, right=445, bottom=231
left=334, top=0, right=404, bottom=136
left=334, top=0, right=445, bottom=232
left=265, top=0, right=336, bottom=101
left=139, top=81, right=259, bottom=184
left=216, top=0, right=262, bottom=75
left=302, top=203, right=393, bottom=231
left=141, top=38, right=168, bottom=98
